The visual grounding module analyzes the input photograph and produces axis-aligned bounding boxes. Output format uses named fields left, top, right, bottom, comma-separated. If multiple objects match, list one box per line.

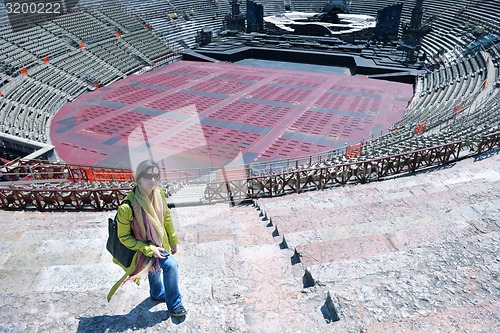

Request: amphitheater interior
left=0, top=1, right=499, bottom=332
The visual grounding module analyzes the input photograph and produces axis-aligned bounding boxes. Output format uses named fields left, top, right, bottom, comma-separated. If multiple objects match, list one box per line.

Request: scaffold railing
left=204, top=141, right=464, bottom=203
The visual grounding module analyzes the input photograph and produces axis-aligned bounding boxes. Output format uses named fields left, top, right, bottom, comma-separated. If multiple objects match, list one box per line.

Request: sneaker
left=170, top=305, right=187, bottom=317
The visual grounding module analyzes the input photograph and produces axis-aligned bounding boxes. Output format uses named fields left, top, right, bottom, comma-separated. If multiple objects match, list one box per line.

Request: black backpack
left=106, top=199, right=135, bottom=267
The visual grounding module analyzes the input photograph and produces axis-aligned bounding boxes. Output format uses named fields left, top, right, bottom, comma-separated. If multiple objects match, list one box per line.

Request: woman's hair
left=135, top=160, right=160, bottom=181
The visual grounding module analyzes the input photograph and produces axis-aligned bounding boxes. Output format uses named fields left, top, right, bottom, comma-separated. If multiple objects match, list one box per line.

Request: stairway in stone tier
left=170, top=202, right=333, bottom=332
left=0, top=153, right=498, bottom=332
left=255, top=152, right=500, bottom=332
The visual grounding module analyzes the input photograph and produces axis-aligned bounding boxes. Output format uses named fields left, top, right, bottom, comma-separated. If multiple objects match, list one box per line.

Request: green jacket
left=107, top=187, right=178, bottom=301
left=117, top=187, right=179, bottom=259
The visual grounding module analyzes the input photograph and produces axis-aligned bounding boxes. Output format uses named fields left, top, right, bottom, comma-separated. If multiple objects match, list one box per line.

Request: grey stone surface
left=257, top=152, right=500, bottom=332
left=0, top=152, right=498, bottom=332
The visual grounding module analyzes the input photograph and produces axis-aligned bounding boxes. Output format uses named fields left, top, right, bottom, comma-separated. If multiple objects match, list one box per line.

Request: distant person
left=107, top=160, right=187, bottom=318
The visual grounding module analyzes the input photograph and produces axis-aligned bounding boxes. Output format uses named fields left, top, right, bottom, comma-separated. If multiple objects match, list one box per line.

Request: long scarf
left=125, top=185, right=166, bottom=282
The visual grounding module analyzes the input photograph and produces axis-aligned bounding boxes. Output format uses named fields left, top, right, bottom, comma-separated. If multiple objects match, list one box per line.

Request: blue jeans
left=148, top=255, right=183, bottom=311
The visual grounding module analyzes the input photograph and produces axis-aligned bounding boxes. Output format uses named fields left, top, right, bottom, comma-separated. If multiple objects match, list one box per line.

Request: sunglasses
left=141, top=173, right=161, bottom=180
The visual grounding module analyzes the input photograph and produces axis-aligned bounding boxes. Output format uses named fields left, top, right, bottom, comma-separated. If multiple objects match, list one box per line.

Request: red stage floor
left=50, top=60, right=413, bottom=171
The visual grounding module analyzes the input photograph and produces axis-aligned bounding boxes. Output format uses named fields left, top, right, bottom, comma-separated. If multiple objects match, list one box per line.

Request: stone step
left=185, top=204, right=331, bottom=332
left=292, top=194, right=499, bottom=266
left=293, top=216, right=480, bottom=268
left=222, top=244, right=330, bottom=332
left=364, top=301, right=500, bottom=333
left=171, top=201, right=233, bottom=230
left=304, top=232, right=499, bottom=332
left=296, top=233, right=401, bottom=267
left=261, top=179, right=498, bottom=241
left=256, top=162, right=500, bottom=217
left=171, top=203, right=333, bottom=332
left=167, top=184, right=208, bottom=206
left=228, top=204, right=278, bottom=248
left=258, top=175, right=500, bottom=218
left=282, top=197, right=500, bottom=250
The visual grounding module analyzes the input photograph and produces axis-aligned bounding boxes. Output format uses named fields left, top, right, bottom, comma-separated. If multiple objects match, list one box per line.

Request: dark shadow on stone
left=236, top=199, right=254, bottom=207
left=279, top=238, right=288, bottom=249
left=321, top=303, right=334, bottom=324
left=323, top=292, right=341, bottom=323
left=291, top=249, right=301, bottom=265
left=474, top=147, right=500, bottom=162
left=271, top=227, right=279, bottom=237
left=412, top=161, right=456, bottom=175
left=76, top=298, right=169, bottom=333
left=302, top=269, right=315, bottom=288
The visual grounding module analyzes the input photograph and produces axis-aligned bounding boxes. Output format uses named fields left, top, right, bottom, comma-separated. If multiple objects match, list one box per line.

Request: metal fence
left=2, top=133, right=499, bottom=210
left=205, top=141, right=464, bottom=203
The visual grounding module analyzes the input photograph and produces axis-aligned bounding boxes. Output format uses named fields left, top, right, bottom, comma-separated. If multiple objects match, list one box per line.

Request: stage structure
left=225, top=0, right=246, bottom=31
left=198, top=27, right=213, bottom=46
left=0, top=133, right=55, bottom=162
left=246, top=0, right=264, bottom=33
left=323, top=0, right=352, bottom=14
left=263, top=10, right=375, bottom=37
left=401, top=0, right=431, bottom=63
left=374, top=3, right=403, bottom=41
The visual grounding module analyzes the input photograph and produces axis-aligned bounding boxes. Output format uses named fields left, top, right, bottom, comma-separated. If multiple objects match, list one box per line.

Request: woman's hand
left=153, top=246, right=167, bottom=259
left=170, top=245, right=178, bottom=255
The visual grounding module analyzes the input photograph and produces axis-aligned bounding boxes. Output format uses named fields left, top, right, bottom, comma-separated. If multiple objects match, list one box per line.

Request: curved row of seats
left=52, top=11, right=114, bottom=43
left=0, top=1, right=498, bottom=185
left=291, top=0, right=329, bottom=13
left=29, top=64, right=90, bottom=99
left=400, top=52, right=488, bottom=132
left=240, top=0, right=499, bottom=178
left=122, top=29, right=175, bottom=63
left=86, top=38, right=145, bottom=73
left=98, top=5, right=145, bottom=33
left=0, top=177, right=185, bottom=204
left=244, top=49, right=498, bottom=180
left=132, top=0, right=229, bottom=50
left=0, top=5, right=175, bottom=144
